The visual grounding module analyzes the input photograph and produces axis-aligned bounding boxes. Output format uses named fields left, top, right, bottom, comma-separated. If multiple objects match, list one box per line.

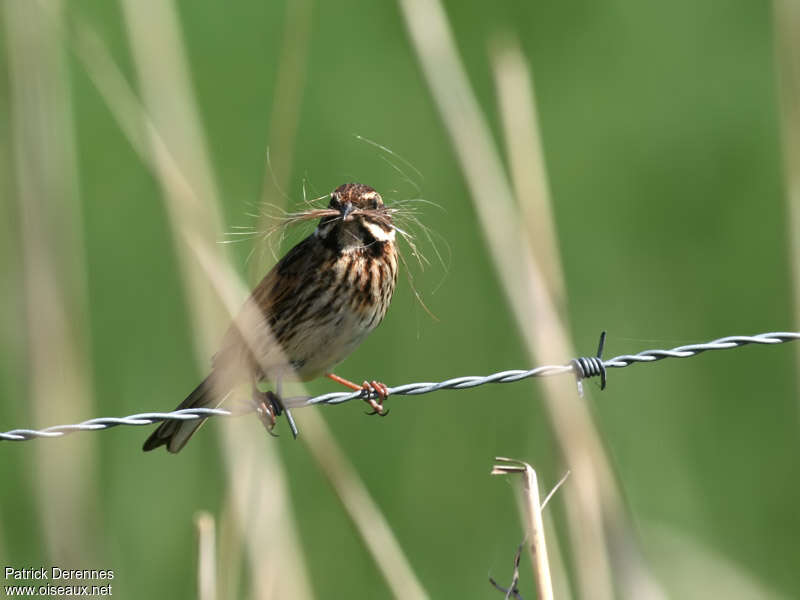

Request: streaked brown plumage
left=144, top=183, right=398, bottom=453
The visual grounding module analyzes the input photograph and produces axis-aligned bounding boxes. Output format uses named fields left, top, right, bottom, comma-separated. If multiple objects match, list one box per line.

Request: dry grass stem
left=773, top=0, right=800, bottom=397
left=195, top=512, right=218, bottom=600
left=492, top=458, right=554, bottom=600
left=300, top=411, right=430, bottom=600
left=398, top=2, right=664, bottom=597
left=215, top=495, right=246, bottom=600
left=490, top=37, right=566, bottom=306
left=488, top=544, right=523, bottom=600
left=113, top=6, right=316, bottom=596
left=221, top=425, right=316, bottom=599
left=253, top=0, right=313, bottom=277
left=541, top=470, right=571, bottom=510
left=120, top=0, right=229, bottom=359
left=5, top=0, right=99, bottom=565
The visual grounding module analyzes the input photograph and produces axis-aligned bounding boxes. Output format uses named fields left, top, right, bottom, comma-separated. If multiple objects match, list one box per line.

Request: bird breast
left=286, top=240, right=398, bottom=379
left=233, top=235, right=397, bottom=383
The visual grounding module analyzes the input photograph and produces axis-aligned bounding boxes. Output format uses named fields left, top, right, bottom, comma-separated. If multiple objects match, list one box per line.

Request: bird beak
left=340, top=202, right=354, bottom=220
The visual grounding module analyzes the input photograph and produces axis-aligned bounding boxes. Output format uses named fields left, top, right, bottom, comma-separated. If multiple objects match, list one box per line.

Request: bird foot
left=253, top=388, right=282, bottom=437
left=361, top=380, right=390, bottom=416
left=325, top=373, right=391, bottom=417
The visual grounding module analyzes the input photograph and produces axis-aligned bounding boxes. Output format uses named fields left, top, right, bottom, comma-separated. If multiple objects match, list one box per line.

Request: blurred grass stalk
left=489, top=40, right=605, bottom=598
left=252, top=0, right=312, bottom=280
left=82, top=2, right=425, bottom=597
left=195, top=512, right=217, bottom=600
left=4, top=0, right=99, bottom=566
left=493, top=50, right=576, bottom=573
left=490, top=39, right=566, bottom=309
left=299, top=411, right=430, bottom=600
left=120, top=0, right=228, bottom=360
left=116, top=1, right=314, bottom=596
left=773, top=0, right=800, bottom=397
left=397, top=1, right=665, bottom=598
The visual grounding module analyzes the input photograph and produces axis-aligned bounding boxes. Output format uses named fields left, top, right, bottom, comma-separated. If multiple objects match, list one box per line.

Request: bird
left=143, top=183, right=399, bottom=453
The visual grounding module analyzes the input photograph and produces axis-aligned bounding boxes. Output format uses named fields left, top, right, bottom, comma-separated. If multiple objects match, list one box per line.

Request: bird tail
left=143, top=374, right=220, bottom=453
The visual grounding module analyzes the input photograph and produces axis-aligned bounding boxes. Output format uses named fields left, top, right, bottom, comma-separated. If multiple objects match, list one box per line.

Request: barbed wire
left=1, top=330, right=797, bottom=443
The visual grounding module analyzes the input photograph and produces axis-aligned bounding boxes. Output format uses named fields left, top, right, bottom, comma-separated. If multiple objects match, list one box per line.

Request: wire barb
left=1, top=330, right=797, bottom=443
left=570, top=330, right=607, bottom=397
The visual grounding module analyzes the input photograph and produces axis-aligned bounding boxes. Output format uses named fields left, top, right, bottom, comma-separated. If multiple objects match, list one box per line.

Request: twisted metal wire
left=2, top=331, right=797, bottom=442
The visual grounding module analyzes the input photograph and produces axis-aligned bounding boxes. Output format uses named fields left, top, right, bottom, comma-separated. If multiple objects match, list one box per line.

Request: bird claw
left=360, top=380, right=390, bottom=416
left=325, top=373, right=391, bottom=417
left=254, top=389, right=282, bottom=437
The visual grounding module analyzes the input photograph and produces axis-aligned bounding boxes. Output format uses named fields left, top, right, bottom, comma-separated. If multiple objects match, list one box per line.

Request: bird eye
left=329, top=194, right=341, bottom=209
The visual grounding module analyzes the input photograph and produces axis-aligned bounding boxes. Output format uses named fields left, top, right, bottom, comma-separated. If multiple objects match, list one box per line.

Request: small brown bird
left=144, top=183, right=398, bottom=453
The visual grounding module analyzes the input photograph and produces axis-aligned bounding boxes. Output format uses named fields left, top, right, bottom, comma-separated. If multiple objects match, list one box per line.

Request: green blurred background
left=1, top=0, right=798, bottom=598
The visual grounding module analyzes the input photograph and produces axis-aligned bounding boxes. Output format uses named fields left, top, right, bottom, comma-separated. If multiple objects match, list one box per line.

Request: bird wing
left=211, top=235, right=322, bottom=381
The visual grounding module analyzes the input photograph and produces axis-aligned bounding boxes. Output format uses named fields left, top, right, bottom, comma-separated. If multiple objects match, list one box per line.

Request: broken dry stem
left=492, top=458, right=554, bottom=600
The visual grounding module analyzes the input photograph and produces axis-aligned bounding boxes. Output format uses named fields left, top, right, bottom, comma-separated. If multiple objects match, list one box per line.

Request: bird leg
left=325, top=373, right=390, bottom=416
